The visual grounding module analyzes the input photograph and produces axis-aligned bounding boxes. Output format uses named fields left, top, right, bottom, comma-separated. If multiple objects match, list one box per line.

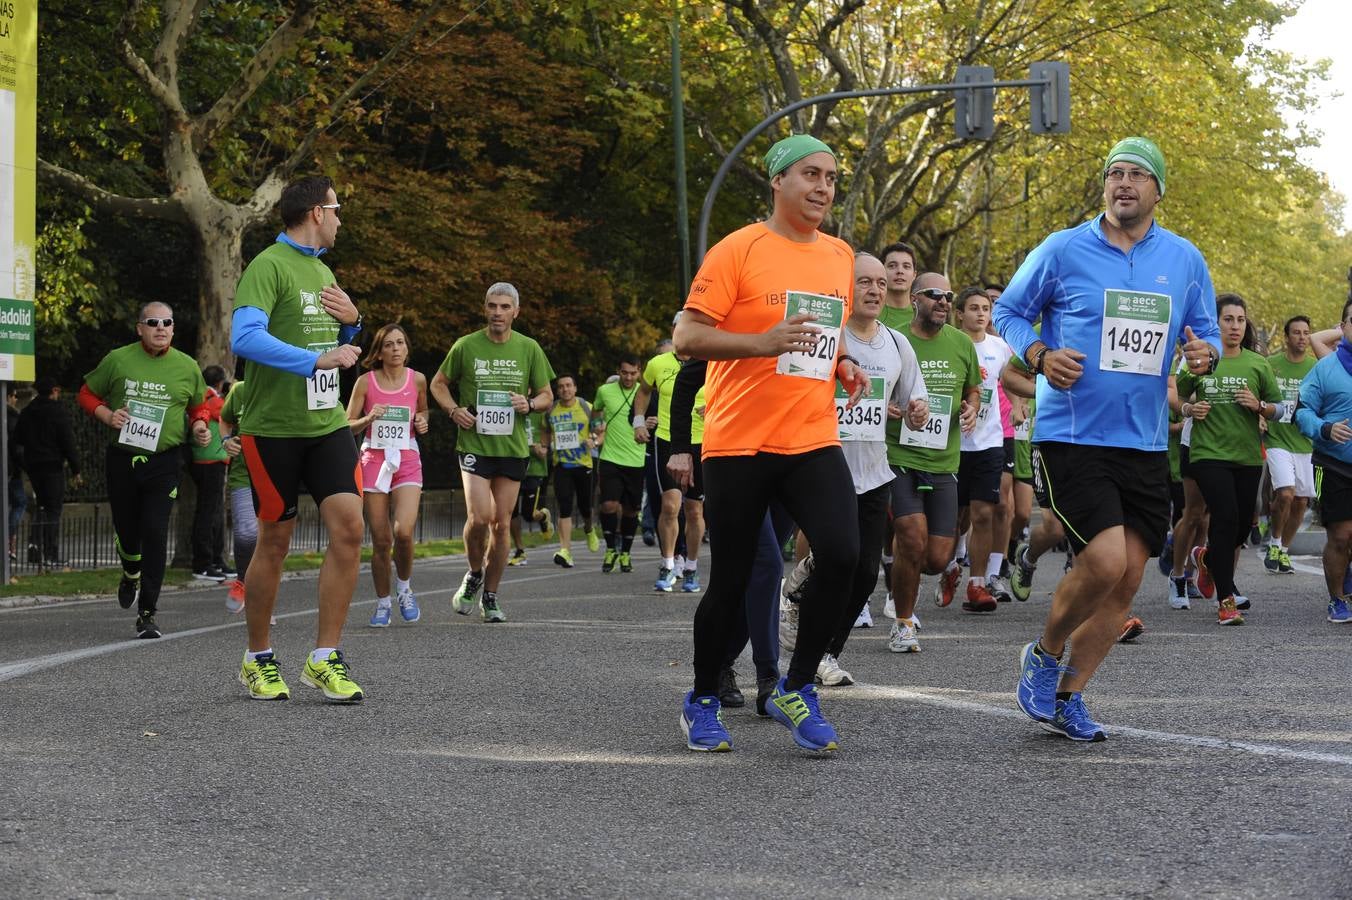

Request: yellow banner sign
left=0, top=0, right=37, bottom=380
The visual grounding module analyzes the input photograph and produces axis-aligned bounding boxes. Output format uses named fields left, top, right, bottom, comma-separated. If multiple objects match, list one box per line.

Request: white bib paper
left=476, top=390, right=515, bottom=436
left=370, top=405, right=412, bottom=451
left=306, top=343, right=340, bottom=410
left=119, top=399, right=167, bottom=451
left=1100, top=289, right=1171, bottom=375
left=775, top=291, right=846, bottom=381
left=904, top=393, right=953, bottom=450
left=553, top=427, right=581, bottom=451
left=836, top=377, right=885, bottom=442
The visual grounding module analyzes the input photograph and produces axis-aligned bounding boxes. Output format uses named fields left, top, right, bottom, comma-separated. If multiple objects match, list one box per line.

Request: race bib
left=904, top=393, right=953, bottom=451
left=1013, top=415, right=1032, bottom=441
left=119, top=399, right=167, bottom=451
left=836, top=378, right=885, bottom=442
left=976, top=387, right=994, bottom=424
left=370, top=405, right=412, bottom=450
left=775, top=291, right=846, bottom=381
left=476, top=390, right=515, bottom=436
left=553, top=425, right=581, bottom=451
left=1278, top=379, right=1298, bottom=424
left=1100, top=290, right=1171, bottom=375
left=306, top=343, right=340, bottom=410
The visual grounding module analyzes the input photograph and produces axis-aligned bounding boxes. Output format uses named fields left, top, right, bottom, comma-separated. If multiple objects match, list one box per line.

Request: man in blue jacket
left=1295, top=296, right=1352, bottom=624
left=993, top=136, right=1221, bottom=742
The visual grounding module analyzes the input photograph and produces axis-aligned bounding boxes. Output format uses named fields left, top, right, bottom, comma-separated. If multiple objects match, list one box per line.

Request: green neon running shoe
left=239, top=651, right=290, bottom=701
left=301, top=650, right=364, bottom=703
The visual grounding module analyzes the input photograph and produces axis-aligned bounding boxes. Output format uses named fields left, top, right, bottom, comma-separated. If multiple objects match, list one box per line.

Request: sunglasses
left=140, top=318, right=174, bottom=328
left=913, top=289, right=955, bottom=303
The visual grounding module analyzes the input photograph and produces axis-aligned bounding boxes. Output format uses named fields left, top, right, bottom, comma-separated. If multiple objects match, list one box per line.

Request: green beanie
left=764, top=134, right=836, bottom=179
left=1104, top=136, right=1166, bottom=197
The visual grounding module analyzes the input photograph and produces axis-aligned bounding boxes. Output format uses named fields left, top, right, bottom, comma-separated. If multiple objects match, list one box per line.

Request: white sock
left=310, top=647, right=336, bottom=664
left=396, top=577, right=411, bottom=594
left=245, top=648, right=273, bottom=663
left=662, top=556, right=675, bottom=571
left=969, top=576, right=983, bottom=587
left=685, top=559, right=698, bottom=574
left=376, top=595, right=391, bottom=609
left=955, top=535, right=968, bottom=559
left=881, top=553, right=894, bottom=566
left=987, top=553, right=1004, bottom=579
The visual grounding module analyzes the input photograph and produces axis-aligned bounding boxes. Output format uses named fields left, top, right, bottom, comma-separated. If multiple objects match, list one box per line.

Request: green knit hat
left=764, top=134, right=836, bottom=179
left=1104, top=136, right=1166, bottom=197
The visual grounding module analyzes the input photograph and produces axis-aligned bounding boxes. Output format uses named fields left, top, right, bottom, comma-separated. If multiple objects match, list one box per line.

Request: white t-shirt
left=961, top=334, right=1013, bottom=453
left=840, top=322, right=928, bottom=494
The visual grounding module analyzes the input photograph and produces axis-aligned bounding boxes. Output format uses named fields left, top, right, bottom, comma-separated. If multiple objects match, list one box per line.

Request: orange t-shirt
left=685, top=222, right=854, bottom=458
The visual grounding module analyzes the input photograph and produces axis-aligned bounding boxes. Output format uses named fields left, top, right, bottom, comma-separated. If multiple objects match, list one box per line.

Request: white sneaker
left=883, top=592, right=896, bottom=619
left=782, top=553, right=814, bottom=604
left=779, top=597, right=799, bottom=654
left=854, top=605, right=873, bottom=628
left=988, top=575, right=1014, bottom=603
left=816, top=653, right=854, bottom=686
left=1168, top=577, right=1190, bottom=610
left=888, top=618, right=920, bottom=653
left=911, top=612, right=921, bottom=631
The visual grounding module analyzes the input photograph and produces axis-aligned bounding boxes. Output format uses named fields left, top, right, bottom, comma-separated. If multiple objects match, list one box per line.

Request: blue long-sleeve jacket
left=1296, top=352, right=1352, bottom=468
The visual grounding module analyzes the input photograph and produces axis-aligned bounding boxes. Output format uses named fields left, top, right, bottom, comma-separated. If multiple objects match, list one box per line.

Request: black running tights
left=1190, top=462, right=1262, bottom=601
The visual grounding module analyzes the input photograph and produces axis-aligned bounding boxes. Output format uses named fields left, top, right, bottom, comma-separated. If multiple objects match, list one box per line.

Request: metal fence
left=8, top=490, right=462, bottom=575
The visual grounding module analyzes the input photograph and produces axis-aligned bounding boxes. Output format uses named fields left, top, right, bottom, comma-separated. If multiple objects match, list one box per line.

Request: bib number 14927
left=776, top=291, right=846, bottom=381
left=1100, top=289, right=1171, bottom=376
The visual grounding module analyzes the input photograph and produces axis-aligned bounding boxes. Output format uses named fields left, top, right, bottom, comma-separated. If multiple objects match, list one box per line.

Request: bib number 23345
left=776, top=291, right=846, bottom=382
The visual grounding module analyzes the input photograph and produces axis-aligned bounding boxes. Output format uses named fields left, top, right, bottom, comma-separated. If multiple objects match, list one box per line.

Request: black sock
left=620, top=514, right=638, bottom=552
left=600, top=510, right=620, bottom=550
left=1056, top=691, right=1073, bottom=702
left=784, top=675, right=807, bottom=692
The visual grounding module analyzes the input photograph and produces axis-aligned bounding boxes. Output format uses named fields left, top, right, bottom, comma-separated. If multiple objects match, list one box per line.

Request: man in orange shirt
left=674, top=133, right=866, bottom=753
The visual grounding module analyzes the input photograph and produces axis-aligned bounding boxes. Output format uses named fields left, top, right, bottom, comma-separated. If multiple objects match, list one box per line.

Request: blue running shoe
left=369, top=602, right=391, bottom=628
left=1017, top=641, right=1065, bottom=723
left=1329, top=596, right=1352, bottom=624
left=681, top=691, right=732, bottom=752
left=397, top=587, right=421, bottom=623
left=1185, top=578, right=1204, bottom=601
left=681, top=570, right=701, bottom=593
left=1343, top=565, right=1352, bottom=597
left=1044, top=692, right=1107, bottom=742
left=655, top=566, right=678, bottom=592
left=767, top=679, right=839, bottom=752
left=1157, top=532, right=1174, bottom=577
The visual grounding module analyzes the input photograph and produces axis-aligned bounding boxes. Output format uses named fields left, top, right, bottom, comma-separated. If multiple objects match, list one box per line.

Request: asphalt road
left=2, top=543, right=1350, bottom=898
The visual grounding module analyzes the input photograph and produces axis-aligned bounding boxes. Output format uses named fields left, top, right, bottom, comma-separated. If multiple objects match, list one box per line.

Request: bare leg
left=246, top=517, right=296, bottom=652
left=390, top=485, right=421, bottom=581
left=460, top=470, right=494, bottom=572
left=1323, top=521, right=1352, bottom=599
left=365, top=492, right=393, bottom=598
left=483, top=476, right=522, bottom=593
left=683, top=498, right=704, bottom=565
left=314, top=492, right=364, bottom=649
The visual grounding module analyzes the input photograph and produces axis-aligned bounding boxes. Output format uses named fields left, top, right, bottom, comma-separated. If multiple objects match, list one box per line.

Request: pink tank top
left=998, top=383, right=1014, bottom=438
left=362, top=368, right=420, bottom=452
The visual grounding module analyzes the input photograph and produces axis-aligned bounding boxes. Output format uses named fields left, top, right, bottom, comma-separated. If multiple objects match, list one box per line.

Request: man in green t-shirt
left=592, top=354, right=645, bottom=573
left=1263, top=314, right=1317, bottom=573
left=230, top=175, right=366, bottom=704
left=884, top=273, right=981, bottom=651
left=431, top=282, right=555, bottom=623
left=79, top=302, right=211, bottom=639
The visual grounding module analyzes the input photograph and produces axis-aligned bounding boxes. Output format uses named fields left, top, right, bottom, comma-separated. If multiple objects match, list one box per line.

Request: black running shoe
left=755, top=674, right=778, bottom=717
left=135, top=612, right=161, bottom=639
left=118, top=575, right=140, bottom=610
left=718, top=668, right=745, bottom=708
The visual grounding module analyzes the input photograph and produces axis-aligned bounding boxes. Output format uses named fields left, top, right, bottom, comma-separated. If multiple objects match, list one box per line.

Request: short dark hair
left=279, top=176, right=334, bottom=228
left=1217, top=293, right=1256, bottom=351
left=956, top=286, right=988, bottom=311
left=1342, top=298, right=1352, bottom=324
left=555, top=373, right=576, bottom=388
left=984, top=282, right=1006, bottom=293
left=878, top=241, right=917, bottom=270
left=202, top=365, right=227, bottom=387
left=617, top=353, right=640, bottom=369
left=34, top=375, right=59, bottom=396
left=1283, top=315, right=1311, bottom=336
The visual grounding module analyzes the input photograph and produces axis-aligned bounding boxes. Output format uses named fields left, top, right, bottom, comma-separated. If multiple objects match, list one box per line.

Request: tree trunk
left=193, top=211, right=246, bottom=370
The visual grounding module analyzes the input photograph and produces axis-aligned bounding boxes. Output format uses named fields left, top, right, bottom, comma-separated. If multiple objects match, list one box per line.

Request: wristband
left=1182, top=402, right=1192, bottom=418
left=1322, top=422, right=1334, bottom=440
left=1032, top=346, right=1050, bottom=374
left=839, top=354, right=860, bottom=369
left=632, top=415, right=646, bottom=429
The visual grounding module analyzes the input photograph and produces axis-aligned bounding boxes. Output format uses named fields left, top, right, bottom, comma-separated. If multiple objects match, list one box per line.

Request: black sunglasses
left=913, top=289, right=955, bottom=303
left=141, top=318, right=174, bottom=328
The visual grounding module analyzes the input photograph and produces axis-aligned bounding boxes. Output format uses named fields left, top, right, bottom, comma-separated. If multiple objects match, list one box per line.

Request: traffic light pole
left=694, top=64, right=1068, bottom=265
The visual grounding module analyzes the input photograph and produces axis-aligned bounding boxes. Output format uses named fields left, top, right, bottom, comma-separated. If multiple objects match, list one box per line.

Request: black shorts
left=654, top=437, right=704, bottom=500
left=459, top=452, right=526, bottom=482
left=958, top=446, right=1004, bottom=506
left=1003, top=436, right=1016, bottom=473
left=1317, top=465, right=1352, bottom=526
left=598, top=459, right=644, bottom=510
left=888, top=466, right=959, bottom=537
left=1033, top=440, right=1170, bottom=556
left=1179, top=444, right=1194, bottom=480
left=554, top=465, right=594, bottom=519
left=516, top=475, right=546, bottom=519
left=242, top=427, right=361, bottom=523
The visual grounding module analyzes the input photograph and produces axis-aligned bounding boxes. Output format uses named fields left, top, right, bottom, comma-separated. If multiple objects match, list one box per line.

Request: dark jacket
left=6, top=402, right=21, bottom=476
left=15, top=398, right=80, bottom=475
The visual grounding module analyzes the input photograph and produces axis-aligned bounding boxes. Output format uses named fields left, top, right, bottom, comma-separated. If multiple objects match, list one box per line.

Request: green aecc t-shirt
left=439, top=329, right=555, bottom=459
left=83, top=343, right=207, bottom=454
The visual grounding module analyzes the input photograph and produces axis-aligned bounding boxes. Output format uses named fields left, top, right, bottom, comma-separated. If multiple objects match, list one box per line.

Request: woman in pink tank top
left=345, top=324, right=429, bottom=627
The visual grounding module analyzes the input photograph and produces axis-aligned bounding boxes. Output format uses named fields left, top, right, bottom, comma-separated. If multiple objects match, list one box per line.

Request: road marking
left=845, top=684, right=1352, bottom=767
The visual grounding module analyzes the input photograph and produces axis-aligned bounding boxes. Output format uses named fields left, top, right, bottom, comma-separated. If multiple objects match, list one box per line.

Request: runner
left=543, top=374, right=598, bottom=568
left=634, top=317, right=706, bottom=592
left=1176, top=293, right=1281, bottom=624
left=783, top=252, right=928, bottom=683
left=230, top=174, right=366, bottom=702
left=887, top=273, right=981, bottom=651
left=219, top=379, right=254, bottom=614
left=79, top=303, right=211, bottom=639
left=508, top=410, right=553, bottom=566
left=1263, top=315, right=1316, bottom=574
left=1294, top=297, right=1352, bottom=624
left=954, top=286, right=1014, bottom=612
left=591, top=354, right=645, bottom=573
left=430, top=282, right=555, bottom=623
left=878, top=241, right=918, bottom=332
left=1165, top=364, right=1211, bottom=609
left=346, top=324, right=429, bottom=628
left=675, top=133, right=865, bottom=753
left=996, top=137, right=1221, bottom=740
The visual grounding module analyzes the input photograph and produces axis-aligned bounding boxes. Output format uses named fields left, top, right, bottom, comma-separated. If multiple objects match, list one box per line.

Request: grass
left=0, top=530, right=560, bottom=599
